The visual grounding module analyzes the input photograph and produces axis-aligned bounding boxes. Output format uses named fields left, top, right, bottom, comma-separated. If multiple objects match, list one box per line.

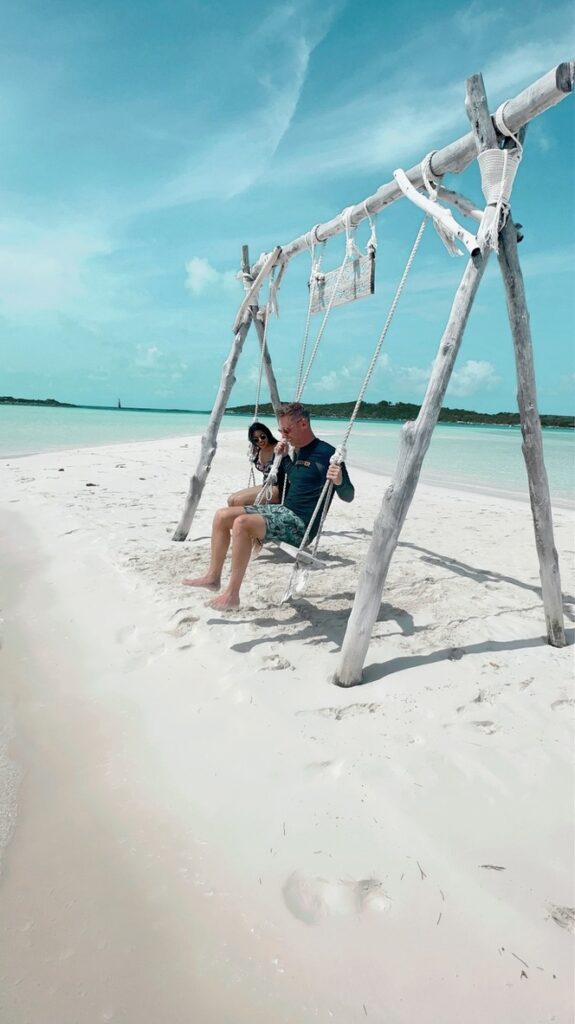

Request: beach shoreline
left=1, top=434, right=573, bottom=1023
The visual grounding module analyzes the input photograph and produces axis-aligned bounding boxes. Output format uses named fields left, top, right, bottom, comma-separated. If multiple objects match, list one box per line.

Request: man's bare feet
left=208, top=592, right=240, bottom=611
left=182, top=574, right=220, bottom=591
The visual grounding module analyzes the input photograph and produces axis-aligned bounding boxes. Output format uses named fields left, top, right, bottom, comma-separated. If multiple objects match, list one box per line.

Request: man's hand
left=275, top=439, right=289, bottom=456
left=327, top=463, right=343, bottom=487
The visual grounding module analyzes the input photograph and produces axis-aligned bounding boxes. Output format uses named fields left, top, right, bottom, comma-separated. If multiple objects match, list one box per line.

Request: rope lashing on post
left=420, top=151, right=464, bottom=257
left=394, top=164, right=480, bottom=257
left=295, top=226, right=326, bottom=401
left=476, top=102, right=523, bottom=254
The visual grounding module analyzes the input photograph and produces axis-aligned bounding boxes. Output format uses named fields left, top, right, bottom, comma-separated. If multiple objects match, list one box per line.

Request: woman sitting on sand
left=227, top=421, right=281, bottom=507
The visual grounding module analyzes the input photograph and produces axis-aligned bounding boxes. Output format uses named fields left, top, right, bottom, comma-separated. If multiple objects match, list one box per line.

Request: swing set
left=173, top=63, right=573, bottom=686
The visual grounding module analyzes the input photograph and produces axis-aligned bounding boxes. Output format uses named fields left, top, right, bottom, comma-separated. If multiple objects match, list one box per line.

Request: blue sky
left=1, top=0, right=573, bottom=414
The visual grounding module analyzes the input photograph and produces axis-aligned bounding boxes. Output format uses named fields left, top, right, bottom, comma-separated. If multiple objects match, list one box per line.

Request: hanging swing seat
left=277, top=541, right=326, bottom=568
left=309, top=249, right=375, bottom=314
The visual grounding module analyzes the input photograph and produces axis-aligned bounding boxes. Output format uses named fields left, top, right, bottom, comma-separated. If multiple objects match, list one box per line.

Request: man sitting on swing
left=183, top=402, right=355, bottom=610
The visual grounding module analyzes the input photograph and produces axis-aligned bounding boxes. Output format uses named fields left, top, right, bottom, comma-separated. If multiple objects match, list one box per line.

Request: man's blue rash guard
left=278, top=438, right=354, bottom=539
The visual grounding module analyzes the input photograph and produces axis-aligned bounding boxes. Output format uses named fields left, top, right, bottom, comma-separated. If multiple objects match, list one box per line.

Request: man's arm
left=327, top=461, right=355, bottom=502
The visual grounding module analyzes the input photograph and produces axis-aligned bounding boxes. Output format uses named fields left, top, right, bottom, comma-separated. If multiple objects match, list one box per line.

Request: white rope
left=364, top=202, right=378, bottom=253
left=283, top=218, right=427, bottom=598
left=421, top=150, right=439, bottom=199
left=295, top=227, right=325, bottom=400
left=252, top=268, right=276, bottom=423
left=477, top=144, right=521, bottom=253
left=419, top=151, right=463, bottom=257
left=295, top=246, right=350, bottom=402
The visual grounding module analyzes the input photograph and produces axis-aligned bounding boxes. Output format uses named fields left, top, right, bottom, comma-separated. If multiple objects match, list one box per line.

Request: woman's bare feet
left=208, top=591, right=240, bottom=611
left=182, top=574, right=221, bottom=591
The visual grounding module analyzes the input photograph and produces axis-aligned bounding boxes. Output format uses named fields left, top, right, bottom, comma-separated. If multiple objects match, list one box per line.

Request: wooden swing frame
left=173, top=61, right=573, bottom=685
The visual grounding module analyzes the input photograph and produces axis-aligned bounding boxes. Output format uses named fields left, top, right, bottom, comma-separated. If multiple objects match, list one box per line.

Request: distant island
left=2, top=396, right=573, bottom=428
left=228, top=400, right=575, bottom=429
left=1, top=396, right=76, bottom=408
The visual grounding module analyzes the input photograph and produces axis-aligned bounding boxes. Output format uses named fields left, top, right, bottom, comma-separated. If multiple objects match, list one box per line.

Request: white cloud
left=312, top=355, right=368, bottom=393
left=0, top=217, right=113, bottom=317
left=391, top=358, right=500, bottom=398
left=135, top=344, right=162, bottom=368
left=184, top=256, right=239, bottom=297
left=447, top=359, right=500, bottom=397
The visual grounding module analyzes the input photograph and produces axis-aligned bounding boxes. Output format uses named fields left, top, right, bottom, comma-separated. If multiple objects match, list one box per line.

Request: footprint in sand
left=472, top=720, right=498, bottom=735
left=259, top=653, right=293, bottom=671
left=304, top=760, right=345, bottom=780
left=282, top=871, right=390, bottom=925
left=300, top=702, right=382, bottom=722
left=115, top=624, right=166, bottom=668
left=551, top=698, right=574, bottom=713
left=547, top=904, right=575, bottom=933
left=168, top=613, right=199, bottom=638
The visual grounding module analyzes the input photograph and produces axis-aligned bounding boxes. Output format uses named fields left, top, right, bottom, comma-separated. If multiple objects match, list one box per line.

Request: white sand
left=0, top=432, right=573, bottom=1024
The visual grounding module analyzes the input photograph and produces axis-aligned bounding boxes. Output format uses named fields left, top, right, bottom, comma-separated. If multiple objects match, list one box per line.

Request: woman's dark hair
left=248, top=421, right=278, bottom=459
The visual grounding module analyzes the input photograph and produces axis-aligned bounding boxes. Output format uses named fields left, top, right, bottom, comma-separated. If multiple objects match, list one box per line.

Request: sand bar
left=1, top=433, right=573, bottom=1023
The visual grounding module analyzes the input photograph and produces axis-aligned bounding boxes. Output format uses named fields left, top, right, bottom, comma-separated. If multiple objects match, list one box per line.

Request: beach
left=1, top=431, right=574, bottom=1023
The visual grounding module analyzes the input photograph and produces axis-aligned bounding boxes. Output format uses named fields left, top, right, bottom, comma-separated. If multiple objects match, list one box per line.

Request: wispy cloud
left=185, top=257, right=239, bottom=297
left=267, top=8, right=574, bottom=189
left=0, top=216, right=113, bottom=318
left=156, top=3, right=340, bottom=206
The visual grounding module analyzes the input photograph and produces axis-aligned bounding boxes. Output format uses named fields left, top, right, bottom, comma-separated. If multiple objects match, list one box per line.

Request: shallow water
left=1, top=404, right=573, bottom=505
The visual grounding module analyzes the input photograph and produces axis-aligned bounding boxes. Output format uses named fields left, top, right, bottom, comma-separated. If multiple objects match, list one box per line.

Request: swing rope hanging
left=282, top=213, right=428, bottom=601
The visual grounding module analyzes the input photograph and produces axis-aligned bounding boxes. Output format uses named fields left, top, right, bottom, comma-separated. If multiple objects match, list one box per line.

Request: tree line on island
left=228, top=400, right=574, bottom=429
left=1, top=395, right=573, bottom=428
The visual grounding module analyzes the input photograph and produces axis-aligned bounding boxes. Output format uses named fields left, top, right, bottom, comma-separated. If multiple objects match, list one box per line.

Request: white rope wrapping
left=494, top=101, right=515, bottom=138
left=295, top=227, right=325, bottom=400
left=419, top=151, right=463, bottom=257
left=421, top=150, right=439, bottom=199
left=477, top=146, right=521, bottom=252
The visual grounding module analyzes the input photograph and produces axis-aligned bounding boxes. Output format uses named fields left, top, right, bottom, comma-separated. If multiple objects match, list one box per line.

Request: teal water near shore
left=1, top=404, right=573, bottom=506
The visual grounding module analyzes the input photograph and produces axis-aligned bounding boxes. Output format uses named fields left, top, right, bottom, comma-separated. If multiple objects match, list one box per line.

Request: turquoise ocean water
left=1, top=404, right=573, bottom=506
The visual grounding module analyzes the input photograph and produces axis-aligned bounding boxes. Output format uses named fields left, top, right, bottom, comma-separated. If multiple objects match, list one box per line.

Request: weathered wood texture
left=233, top=247, right=282, bottom=332
left=242, top=244, right=282, bottom=415
left=172, top=320, right=252, bottom=541
left=497, top=217, right=566, bottom=646
left=252, top=311, right=282, bottom=414
left=393, top=168, right=479, bottom=254
left=464, top=75, right=501, bottom=250
left=252, top=62, right=573, bottom=275
left=333, top=73, right=498, bottom=688
left=173, top=246, right=282, bottom=541
left=333, top=250, right=490, bottom=686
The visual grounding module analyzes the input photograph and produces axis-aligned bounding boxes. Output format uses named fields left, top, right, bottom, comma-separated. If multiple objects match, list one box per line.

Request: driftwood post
left=172, top=246, right=281, bottom=541
left=467, top=86, right=565, bottom=646
left=241, top=245, right=282, bottom=415
left=497, top=216, right=566, bottom=645
left=333, top=74, right=501, bottom=688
